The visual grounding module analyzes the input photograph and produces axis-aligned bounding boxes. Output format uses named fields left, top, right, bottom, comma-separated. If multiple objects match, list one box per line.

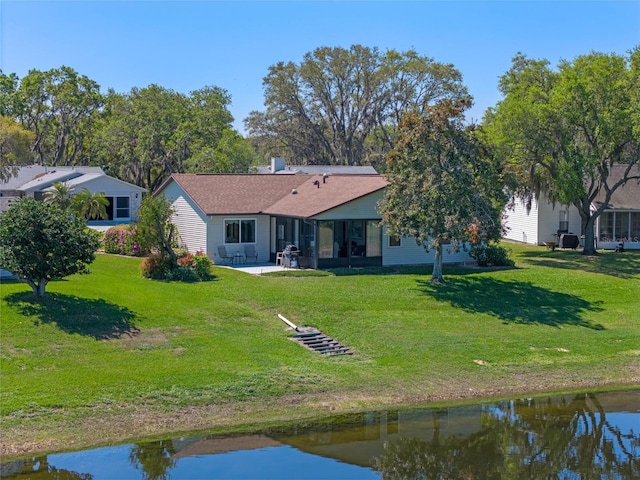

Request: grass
left=1, top=242, right=639, bottom=457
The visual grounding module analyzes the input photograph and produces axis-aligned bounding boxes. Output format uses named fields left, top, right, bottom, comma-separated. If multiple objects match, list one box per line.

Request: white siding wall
left=161, top=182, right=208, bottom=255
left=80, top=176, right=145, bottom=220
left=207, top=215, right=271, bottom=263
left=314, top=191, right=384, bottom=220
left=382, top=227, right=473, bottom=266
left=537, top=199, right=582, bottom=244
left=503, top=196, right=540, bottom=245
left=503, top=193, right=582, bottom=245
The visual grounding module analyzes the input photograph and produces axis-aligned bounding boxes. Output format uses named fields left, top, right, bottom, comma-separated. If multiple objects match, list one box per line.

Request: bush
left=470, top=243, right=515, bottom=267
left=103, top=225, right=145, bottom=256
left=165, top=265, right=199, bottom=282
left=140, top=251, right=213, bottom=281
left=139, top=253, right=174, bottom=280
left=176, top=251, right=213, bottom=281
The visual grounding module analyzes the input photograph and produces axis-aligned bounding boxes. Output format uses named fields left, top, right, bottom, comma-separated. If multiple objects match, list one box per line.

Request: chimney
left=271, top=157, right=285, bottom=173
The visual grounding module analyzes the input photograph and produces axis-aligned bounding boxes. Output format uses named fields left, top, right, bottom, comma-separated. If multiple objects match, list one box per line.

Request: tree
left=245, top=45, right=468, bottom=170
left=97, top=84, right=240, bottom=191
left=0, top=198, right=101, bottom=297
left=135, top=194, right=178, bottom=265
left=129, top=440, right=176, bottom=480
left=10, top=66, right=104, bottom=167
left=43, top=181, right=74, bottom=211
left=0, top=115, right=34, bottom=181
left=185, top=128, right=258, bottom=173
left=72, top=188, right=109, bottom=220
left=379, top=99, right=506, bottom=282
left=483, top=48, right=640, bottom=255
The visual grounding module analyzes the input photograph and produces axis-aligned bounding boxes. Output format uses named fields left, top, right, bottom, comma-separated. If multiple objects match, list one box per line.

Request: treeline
left=1, top=43, right=638, bottom=214
left=0, top=67, right=257, bottom=190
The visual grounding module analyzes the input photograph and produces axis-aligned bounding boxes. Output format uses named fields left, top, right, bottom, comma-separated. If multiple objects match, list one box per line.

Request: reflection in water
left=0, top=456, right=92, bottom=479
left=372, top=393, right=640, bottom=479
left=129, top=440, right=175, bottom=480
left=1, top=391, right=638, bottom=480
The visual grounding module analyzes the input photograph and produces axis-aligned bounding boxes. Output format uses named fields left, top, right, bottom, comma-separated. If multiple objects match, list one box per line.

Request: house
left=155, top=173, right=473, bottom=268
left=0, top=165, right=146, bottom=230
left=502, top=165, right=640, bottom=250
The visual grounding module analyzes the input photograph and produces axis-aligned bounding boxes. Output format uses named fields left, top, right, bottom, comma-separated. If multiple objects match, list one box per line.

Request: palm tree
left=43, top=182, right=74, bottom=210
left=72, top=188, right=109, bottom=220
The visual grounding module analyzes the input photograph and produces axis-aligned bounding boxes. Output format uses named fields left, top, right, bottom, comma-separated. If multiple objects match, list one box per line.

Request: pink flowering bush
left=175, top=250, right=213, bottom=280
left=140, top=250, right=213, bottom=281
left=103, top=225, right=146, bottom=256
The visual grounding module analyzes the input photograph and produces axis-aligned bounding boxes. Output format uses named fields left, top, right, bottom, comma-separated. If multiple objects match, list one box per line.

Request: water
left=2, top=390, right=638, bottom=479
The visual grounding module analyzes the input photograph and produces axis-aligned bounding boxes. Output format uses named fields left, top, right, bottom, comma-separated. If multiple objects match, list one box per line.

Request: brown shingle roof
left=265, top=174, right=388, bottom=217
left=164, top=174, right=388, bottom=217
left=593, top=165, right=640, bottom=210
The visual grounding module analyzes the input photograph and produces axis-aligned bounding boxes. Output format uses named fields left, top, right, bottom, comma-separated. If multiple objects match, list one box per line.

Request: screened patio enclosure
left=271, top=217, right=383, bottom=269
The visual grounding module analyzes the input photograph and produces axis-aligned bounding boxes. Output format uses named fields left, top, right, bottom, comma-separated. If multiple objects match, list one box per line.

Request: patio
left=217, top=262, right=288, bottom=275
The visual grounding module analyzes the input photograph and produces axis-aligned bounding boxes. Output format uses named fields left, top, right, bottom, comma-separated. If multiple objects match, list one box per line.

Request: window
left=116, top=197, right=130, bottom=219
left=599, top=212, right=614, bottom=242
left=224, top=219, right=256, bottom=244
left=241, top=219, right=255, bottom=243
left=559, top=210, right=568, bottom=232
left=615, top=212, right=630, bottom=241
left=631, top=213, right=640, bottom=242
left=389, top=235, right=401, bottom=247
left=318, top=221, right=334, bottom=258
left=366, top=221, right=381, bottom=256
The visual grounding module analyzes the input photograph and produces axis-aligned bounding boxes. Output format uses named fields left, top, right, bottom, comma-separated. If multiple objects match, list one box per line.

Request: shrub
left=469, top=242, right=515, bottom=267
left=176, top=251, right=212, bottom=281
left=139, top=253, right=174, bottom=280
left=103, top=225, right=145, bottom=256
left=165, top=265, right=199, bottom=282
left=140, top=251, right=213, bottom=281
left=192, top=255, right=213, bottom=280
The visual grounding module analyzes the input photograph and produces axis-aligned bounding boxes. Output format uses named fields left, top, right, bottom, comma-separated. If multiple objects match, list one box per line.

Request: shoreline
left=2, top=379, right=638, bottom=460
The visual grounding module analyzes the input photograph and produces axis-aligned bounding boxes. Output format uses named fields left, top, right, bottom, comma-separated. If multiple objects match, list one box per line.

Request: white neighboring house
left=0, top=166, right=146, bottom=231
left=502, top=166, right=640, bottom=250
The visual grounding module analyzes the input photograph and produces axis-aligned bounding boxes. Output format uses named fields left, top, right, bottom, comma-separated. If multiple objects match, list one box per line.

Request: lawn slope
left=1, top=243, right=638, bottom=456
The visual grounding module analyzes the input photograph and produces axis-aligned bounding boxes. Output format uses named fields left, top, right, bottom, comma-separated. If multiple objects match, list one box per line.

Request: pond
left=2, top=390, right=638, bottom=479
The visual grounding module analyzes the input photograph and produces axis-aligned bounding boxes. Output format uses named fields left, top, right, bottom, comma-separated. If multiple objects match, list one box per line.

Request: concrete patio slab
left=217, top=262, right=287, bottom=275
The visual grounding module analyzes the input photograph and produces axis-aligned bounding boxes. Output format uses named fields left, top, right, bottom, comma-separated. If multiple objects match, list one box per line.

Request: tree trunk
left=24, top=277, right=47, bottom=297
left=581, top=216, right=598, bottom=256
left=431, top=245, right=445, bottom=283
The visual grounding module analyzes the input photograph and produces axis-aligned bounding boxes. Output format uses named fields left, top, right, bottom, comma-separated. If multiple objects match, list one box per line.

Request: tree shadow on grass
left=417, top=277, right=605, bottom=330
left=5, top=292, right=140, bottom=340
left=518, top=249, right=640, bottom=279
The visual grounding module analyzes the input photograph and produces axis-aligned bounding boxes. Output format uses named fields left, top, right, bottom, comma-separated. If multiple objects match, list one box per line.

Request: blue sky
left=1, top=1, right=638, bottom=133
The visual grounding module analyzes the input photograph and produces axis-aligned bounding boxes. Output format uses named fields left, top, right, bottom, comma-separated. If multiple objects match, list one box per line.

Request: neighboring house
left=254, top=157, right=378, bottom=175
left=0, top=166, right=146, bottom=230
left=502, top=165, right=640, bottom=250
left=155, top=173, right=473, bottom=268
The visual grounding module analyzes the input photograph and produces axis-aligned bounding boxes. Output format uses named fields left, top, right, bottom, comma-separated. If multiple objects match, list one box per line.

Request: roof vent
left=323, top=173, right=328, bottom=183
left=291, top=188, right=297, bottom=194
left=313, top=180, right=320, bottom=188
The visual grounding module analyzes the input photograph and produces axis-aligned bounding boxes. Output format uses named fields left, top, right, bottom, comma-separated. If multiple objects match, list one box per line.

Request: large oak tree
left=3, top=66, right=104, bottom=167
left=245, top=45, right=468, bottom=170
left=97, top=85, right=255, bottom=191
left=483, top=48, right=640, bottom=254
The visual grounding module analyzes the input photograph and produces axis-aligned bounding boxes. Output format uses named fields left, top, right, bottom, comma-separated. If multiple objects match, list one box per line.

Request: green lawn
left=1, top=242, right=639, bottom=455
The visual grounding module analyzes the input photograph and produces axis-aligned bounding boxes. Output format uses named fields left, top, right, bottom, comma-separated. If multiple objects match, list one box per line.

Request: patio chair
left=244, top=244, right=258, bottom=263
left=217, top=245, right=234, bottom=264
